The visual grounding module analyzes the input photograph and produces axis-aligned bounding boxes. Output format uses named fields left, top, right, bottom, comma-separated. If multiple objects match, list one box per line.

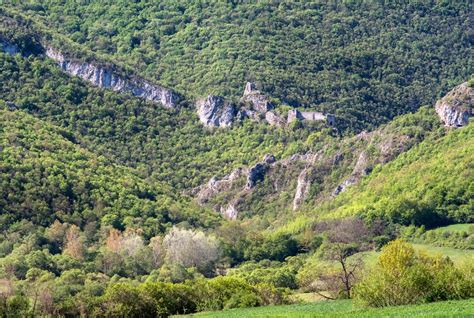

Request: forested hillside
left=0, top=1, right=473, bottom=317
left=4, top=1, right=473, bottom=131
left=0, top=108, right=217, bottom=235
left=0, top=50, right=311, bottom=190
left=323, top=122, right=474, bottom=226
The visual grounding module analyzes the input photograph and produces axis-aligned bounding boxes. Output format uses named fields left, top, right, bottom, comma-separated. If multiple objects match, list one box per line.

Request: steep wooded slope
left=4, top=1, right=473, bottom=131
left=0, top=108, right=217, bottom=235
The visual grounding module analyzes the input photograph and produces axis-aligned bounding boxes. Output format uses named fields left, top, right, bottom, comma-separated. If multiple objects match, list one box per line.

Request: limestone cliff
left=194, top=115, right=427, bottom=217
left=45, top=47, right=180, bottom=108
left=194, top=154, right=277, bottom=219
left=435, top=82, right=473, bottom=127
left=196, top=95, right=237, bottom=127
left=239, top=82, right=286, bottom=127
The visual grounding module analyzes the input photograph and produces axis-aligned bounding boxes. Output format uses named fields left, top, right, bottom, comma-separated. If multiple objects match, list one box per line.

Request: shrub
left=353, top=240, right=474, bottom=307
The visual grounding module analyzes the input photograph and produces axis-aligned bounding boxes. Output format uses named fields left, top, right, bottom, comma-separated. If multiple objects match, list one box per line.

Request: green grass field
left=354, top=241, right=474, bottom=267
left=428, top=224, right=473, bottom=233
left=177, top=298, right=474, bottom=317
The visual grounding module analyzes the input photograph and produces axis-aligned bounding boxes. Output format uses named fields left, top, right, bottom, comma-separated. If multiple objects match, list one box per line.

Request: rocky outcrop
left=196, top=95, right=237, bottom=127
left=45, top=47, right=179, bottom=108
left=265, top=111, right=286, bottom=126
left=196, top=168, right=247, bottom=205
left=332, top=151, right=369, bottom=196
left=435, top=82, right=473, bottom=127
left=239, top=82, right=287, bottom=127
left=246, top=154, right=275, bottom=189
left=293, top=168, right=311, bottom=210
left=288, top=109, right=335, bottom=126
left=194, top=154, right=277, bottom=219
left=221, top=203, right=238, bottom=220
left=0, top=40, right=19, bottom=55
left=241, top=82, right=274, bottom=113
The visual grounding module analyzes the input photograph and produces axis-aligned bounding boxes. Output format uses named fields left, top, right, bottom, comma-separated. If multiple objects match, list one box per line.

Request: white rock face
left=196, top=95, right=237, bottom=127
left=332, top=150, right=369, bottom=196
left=435, top=82, right=473, bottom=127
left=288, top=109, right=335, bottom=125
left=265, top=111, right=286, bottom=127
left=45, top=47, right=179, bottom=108
left=293, top=168, right=311, bottom=210
left=221, top=203, right=238, bottom=220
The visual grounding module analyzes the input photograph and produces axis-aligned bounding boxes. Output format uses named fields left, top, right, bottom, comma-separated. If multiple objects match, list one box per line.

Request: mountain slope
left=0, top=48, right=312, bottom=191
left=3, top=1, right=473, bottom=131
left=0, top=108, right=217, bottom=235
left=323, top=121, right=474, bottom=226
left=194, top=107, right=442, bottom=221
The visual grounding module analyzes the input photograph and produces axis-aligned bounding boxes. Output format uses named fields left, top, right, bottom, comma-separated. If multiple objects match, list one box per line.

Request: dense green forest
left=3, top=1, right=473, bottom=131
left=0, top=1, right=473, bottom=317
left=0, top=51, right=311, bottom=190
left=0, top=109, right=219, bottom=235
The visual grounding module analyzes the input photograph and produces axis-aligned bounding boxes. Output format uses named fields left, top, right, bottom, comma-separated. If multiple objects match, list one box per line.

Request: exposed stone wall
left=196, top=95, right=237, bottom=127
left=45, top=47, right=180, bottom=108
left=288, top=109, right=335, bottom=126
left=435, top=82, right=473, bottom=127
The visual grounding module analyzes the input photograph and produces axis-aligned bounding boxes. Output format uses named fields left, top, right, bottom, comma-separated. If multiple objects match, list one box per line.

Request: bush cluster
left=353, top=240, right=474, bottom=307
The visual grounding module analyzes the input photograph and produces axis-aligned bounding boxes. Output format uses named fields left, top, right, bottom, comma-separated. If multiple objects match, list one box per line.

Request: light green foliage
left=227, top=259, right=301, bottom=289
left=402, top=224, right=474, bottom=249
left=92, top=277, right=288, bottom=317
left=353, top=240, right=474, bottom=307
left=322, top=123, right=474, bottom=226
left=0, top=109, right=215, bottom=236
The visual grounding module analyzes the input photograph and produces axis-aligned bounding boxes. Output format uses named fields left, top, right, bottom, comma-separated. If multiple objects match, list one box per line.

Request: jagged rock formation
left=194, top=154, right=276, bottom=219
left=196, top=95, right=237, bottom=127
left=435, top=82, right=473, bottom=127
left=293, top=168, right=311, bottom=210
left=45, top=47, right=180, bottom=108
left=0, top=39, right=19, bottom=55
left=265, top=111, right=286, bottom=126
left=195, top=118, right=424, bottom=216
left=288, top=109, right=335, bottom=126
left=246, top=154, right=275, bottom=189
left=240, top=82, right=286, bottom=127
left=196, top=82, right=337, bottom=129
left=241, top=82, right=274, bottom=113
left=332, top=150, right=369, bottom=196
left=196, top=82, right=286, bottom=128
left=220, top=203, right=238, bottom=220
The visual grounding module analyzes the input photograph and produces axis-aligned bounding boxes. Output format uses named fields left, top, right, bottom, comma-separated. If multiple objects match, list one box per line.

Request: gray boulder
left=435, top=82, right=473, bottom=127
left=196, top=95, right=237, bottom=127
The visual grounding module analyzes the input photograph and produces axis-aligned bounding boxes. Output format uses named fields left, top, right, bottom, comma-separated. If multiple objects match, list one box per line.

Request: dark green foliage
left=56, top=277, right=288, bottom=317
left=243, top=233, right=299, bottom=262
